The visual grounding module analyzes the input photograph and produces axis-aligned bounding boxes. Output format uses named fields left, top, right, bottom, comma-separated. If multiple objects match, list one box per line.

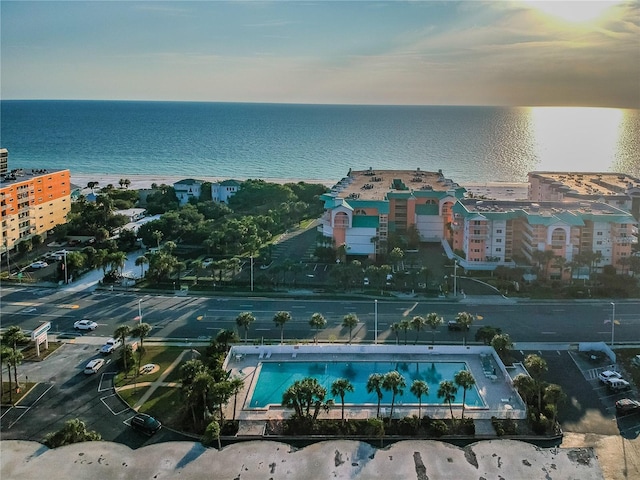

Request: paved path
left=132, top=349, right=189, bottom=410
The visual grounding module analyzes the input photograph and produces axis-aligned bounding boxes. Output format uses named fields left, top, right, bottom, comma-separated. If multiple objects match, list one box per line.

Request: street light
left=250, top=255, right=254, bottom=292
left=453, top=260, right=458, bottom=297
left=374, top=299, right=378, bottom=345
left=137, top=299, right=143, bottom=324
left=63, top=251, right=68, bottom=284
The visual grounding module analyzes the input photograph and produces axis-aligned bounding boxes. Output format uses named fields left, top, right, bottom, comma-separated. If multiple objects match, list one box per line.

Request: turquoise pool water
left=249, top=361, right=485, bottom=409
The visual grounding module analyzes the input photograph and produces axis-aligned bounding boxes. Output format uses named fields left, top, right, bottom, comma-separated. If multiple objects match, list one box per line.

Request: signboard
left=31, top=321, right=51, bottom=340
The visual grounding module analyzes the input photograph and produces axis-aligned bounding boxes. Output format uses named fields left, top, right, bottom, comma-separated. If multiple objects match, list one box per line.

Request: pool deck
left=224, top=344, right=526, bottom=425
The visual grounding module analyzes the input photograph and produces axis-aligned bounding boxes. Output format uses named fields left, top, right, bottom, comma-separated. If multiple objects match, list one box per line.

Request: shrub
left=429, top=420, right=448, bottom=437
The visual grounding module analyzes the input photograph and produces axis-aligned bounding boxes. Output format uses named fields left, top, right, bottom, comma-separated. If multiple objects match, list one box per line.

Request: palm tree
left=309, top=313, right=327, bottom=344
left=43, top=418, right=101, bottom=448
left=131, top=322, right=152, bottom=353
left=425, top=312, right=443, bottom=346
left=490, top=333, right=513, bottom=362
left=135, top=255, right=148, bottom=279
left=512, top=373, right=536, bottom=406
left=229, top=376, right=245, bottom=421
left=2, top=326, right=26, bottom=390
left=366, top=373, right=385, bottom=419
left=524, top=354, right=548, bottom=412
left=331, top=378, right=355, bottom=424
left=1, top=346, right=13, bottom=403
left=411, top=315, right=425, bottom=345
left=390, top=322, right=401, bottom=345
left=342, top=313, right=359, bottom=344
left=455, top=311, right=474, bottom=346
left=108, top=251, right=127, bottom=275
left=191, top=259, right=203, bottom=284
left=151, top=230, right=163, bottom=249
left=113, top=325, right=131, bottom=374
left=382, top=371, right=406, bottom=422
left=410, top=380, right=429, bottom=418
left=273, top=311, right=292, bottom=344
left=203, top=420, right=222, bottom=450
left=453, top=370, right=476, bottom=420
left=437, top=380, right=458, bottom=422
left=235, top=312, right=255, bottom=343
left=399, top=319, right=411, bottom=345
left=543, top=383, right=566, bottom=428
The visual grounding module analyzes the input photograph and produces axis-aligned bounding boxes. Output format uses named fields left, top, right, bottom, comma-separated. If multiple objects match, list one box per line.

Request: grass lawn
left=21, top=342, right=64, bottom=362
left=138, top=386, right=185, bottom=429
left=115, top=345, right=184, bottom=387
left=1, top=382, right=36, bottom=405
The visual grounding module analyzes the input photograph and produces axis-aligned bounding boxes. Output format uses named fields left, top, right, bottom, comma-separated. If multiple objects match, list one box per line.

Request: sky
left=1, top=1, right=638, bottom=107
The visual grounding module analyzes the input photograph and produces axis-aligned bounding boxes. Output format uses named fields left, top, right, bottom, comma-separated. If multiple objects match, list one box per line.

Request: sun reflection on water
left=529, top=106, right=626, bottom=172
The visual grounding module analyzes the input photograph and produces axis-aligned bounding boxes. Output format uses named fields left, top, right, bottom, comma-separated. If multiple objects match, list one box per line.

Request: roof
left=174, top=178, right=203, bottom=186
left=220, top=179, right=241, bottom=187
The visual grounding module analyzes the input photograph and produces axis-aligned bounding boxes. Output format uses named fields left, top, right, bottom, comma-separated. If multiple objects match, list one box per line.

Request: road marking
left=541, top=332, right=557, bottom=335
left=7, top=384, right=55, bottom=429
left=402, top=302, right=418, bottom=317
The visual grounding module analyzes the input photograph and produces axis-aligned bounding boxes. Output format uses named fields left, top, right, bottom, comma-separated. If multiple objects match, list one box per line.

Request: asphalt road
left=1, top=286, right=639, bottom=346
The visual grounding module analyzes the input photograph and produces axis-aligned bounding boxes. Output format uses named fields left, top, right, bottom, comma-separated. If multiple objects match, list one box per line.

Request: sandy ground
left=1, top=438, right=611, bottom=480
left=71, top=173, right=528, bottom=200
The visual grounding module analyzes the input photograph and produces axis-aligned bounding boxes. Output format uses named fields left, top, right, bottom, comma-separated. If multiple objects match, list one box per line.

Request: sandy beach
left=71, top=173, right=528, bottom=201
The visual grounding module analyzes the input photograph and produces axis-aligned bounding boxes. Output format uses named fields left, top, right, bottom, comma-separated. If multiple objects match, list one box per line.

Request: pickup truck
left=100, top=338, right=122, bottom=354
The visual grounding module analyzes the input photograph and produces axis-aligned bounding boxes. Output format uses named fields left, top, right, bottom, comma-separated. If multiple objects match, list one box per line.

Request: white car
left=201, top=258, right=214, bottom=268
left=74, top=319, right=98, bottom=331
left=598, top=370, right=622, bottom=384
left=100, top=338, right=122, bottom=354
left=84, top=358, right=105, bottom=375
left=29, top=261, right=49, bottom=269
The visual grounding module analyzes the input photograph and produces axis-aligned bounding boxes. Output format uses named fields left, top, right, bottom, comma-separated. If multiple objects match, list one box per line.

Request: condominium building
left=320, top=169, right=466, bottom=258
left=174, top=178, right=204, bottom=205
left=451, top=199, right=638, bottom=277
left=528, top=171, right=640, bottom=220
left=1, top=167, right=71, bottom=253
left=0, top=149, right=8, bottom=175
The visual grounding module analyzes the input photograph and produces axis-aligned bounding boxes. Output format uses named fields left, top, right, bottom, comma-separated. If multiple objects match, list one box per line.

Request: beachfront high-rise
left=0, top=150, right=71, bottom=254
left=319, top=169, right=466, bottom=258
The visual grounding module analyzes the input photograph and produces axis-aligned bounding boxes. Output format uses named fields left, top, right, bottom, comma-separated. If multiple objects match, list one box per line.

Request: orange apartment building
left=1, top=166, right=71, bottom=254
left=450, top=199, right=637, bottom=278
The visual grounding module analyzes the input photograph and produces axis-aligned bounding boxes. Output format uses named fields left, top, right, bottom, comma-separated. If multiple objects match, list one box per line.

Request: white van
left=608, top=378, right=631, bottom=392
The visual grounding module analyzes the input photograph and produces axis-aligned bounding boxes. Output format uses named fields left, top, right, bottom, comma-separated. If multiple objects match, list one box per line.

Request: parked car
left=201, top=258, right=214, bottom=268
left=608, top=378, right=631, bottom=392
left=598, top=370, right=622, bottom=384
left=29, top=261, right=49, bottom=269
left=615, top=398, right=640, bottom=414
left=74, top=319, right=98, bottom=331
left=632, top=355, right=640, bottom=368
left=131, top=413, right=162, bottom=436
left=84, top=358, right=105, bottom=375
left=100, top=338, right=122, bottom=354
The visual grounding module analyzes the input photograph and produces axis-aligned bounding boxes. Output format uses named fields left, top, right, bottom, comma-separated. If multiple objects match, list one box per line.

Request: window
left=496, top=248, right=502, bottom=252
left=597, top=231, right=603, bottom=236
left=496, top=229, right=503, bottom=233
left=596, top=241, right=603, bottom=245
left=496, top=238, right=502, bottom=243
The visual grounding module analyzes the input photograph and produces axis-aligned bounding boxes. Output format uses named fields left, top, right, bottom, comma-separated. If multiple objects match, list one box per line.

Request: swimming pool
left=248, top=361, right=485, bottom=409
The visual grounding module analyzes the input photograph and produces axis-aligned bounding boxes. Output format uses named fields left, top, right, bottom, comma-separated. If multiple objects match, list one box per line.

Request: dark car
left=615, top=399, right=640, bottom=414
left=131, top=413, right=162, bottom=435
left=447, top=321, right=469, bottom=331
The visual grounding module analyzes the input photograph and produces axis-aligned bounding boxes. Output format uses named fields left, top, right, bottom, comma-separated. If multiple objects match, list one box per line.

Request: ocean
left=1, top=100, right=638, bottom=184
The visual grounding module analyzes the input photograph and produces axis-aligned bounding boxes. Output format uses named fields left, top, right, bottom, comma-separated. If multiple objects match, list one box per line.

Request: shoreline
left=71, top=173, right=529, bottom=200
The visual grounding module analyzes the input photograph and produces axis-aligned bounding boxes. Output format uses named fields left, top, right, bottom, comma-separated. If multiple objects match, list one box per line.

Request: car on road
left=29, top=261, right=49, bottom=269
left=100, top=338, right=122, bottom=354
left=447, top=320, right=469, bottom=331
left=615, top=398, right=640, bottom=414
left=131, top=413, right=162, bottom=436
left=201, top=258, right=214, bottom=268
left=598, top=370, right=622, bottom=384
left=74, top=319, right=98, bottom=331
left=84, top=358, right=105, bottom=374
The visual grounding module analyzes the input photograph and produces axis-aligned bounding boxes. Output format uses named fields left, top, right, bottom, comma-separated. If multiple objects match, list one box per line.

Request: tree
left=229, top=376, right=245, bottom=421
left=202, top=420, right=221, bottom=449
left=524, top=354, right=548, bottom=412
left=135, top=255, right=148, bottom=279
left=1, top=346, right=14, bottom=403
left=2, top=326, right=26, bottom=390
left=273, top=311, right=292, bottom=344
left=235, top=312, right=255, bottom=343
left=282, top=377, right=328, bottom=421
left=399, top=319, right=411, bottom=345
left=455, top=312, right=474, bottom=346
left=411, top=315, right=425, bottom=345
left=389, top=247, right=404, bottom=272
left=437, top=380, right=458, bottom=422
left=108, top=251, right=128, bottom=275
left=543, top=383, right=566, bottom=427
left=475, top=326, right=502, bottom=345
left=425, top=312, right=443, bottom=346
left=382, top=371, right=406, bottom=422
left=513, top=373, right=536, bottom=406
left=366, top=373, right=385, bottom=419
left=331, top=378, right=354, bottom=424
left=342, top=313, right=359, bottom=344
left=43, top=418, right=101, bottom=448
left=454, top=370, right=476, bottom=420
left=151, top=230, right=163, bottom=249
left=390, top=322, right=401, bottom=345
left=113, top=325, right=132, bottom=374
left=309, top=313, right=327, bottom=344
left=490, top=333, right=513, bottom=362
left=410, top=380, right=429, bottom=418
